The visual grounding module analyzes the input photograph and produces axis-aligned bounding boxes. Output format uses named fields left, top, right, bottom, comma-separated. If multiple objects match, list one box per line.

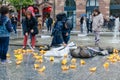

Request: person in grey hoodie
left=92, top=9, right=104, bottom=46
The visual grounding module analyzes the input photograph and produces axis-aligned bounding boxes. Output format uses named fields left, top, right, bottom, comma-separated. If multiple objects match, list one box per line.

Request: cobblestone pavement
left=0, top=30, right=120, bottom=80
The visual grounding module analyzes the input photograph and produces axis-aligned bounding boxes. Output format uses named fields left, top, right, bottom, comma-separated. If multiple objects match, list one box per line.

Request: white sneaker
left=1, top=60, right=12, bottom=64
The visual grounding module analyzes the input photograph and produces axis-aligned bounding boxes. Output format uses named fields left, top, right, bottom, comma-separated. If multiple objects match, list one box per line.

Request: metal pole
left=53, top=0, right=56, bottom=20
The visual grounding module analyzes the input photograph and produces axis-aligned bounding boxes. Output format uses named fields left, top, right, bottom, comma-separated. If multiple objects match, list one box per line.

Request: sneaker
left=1, top=60, right=12, bottom=64
left=22, top=46, right=26, bottom=49
left=32, top=46, right=36, bottom=49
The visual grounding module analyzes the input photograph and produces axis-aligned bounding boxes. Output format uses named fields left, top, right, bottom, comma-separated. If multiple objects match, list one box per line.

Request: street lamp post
left=19, top=1, right=22, bottom=25
left=53, top=0, right=56, bottom=20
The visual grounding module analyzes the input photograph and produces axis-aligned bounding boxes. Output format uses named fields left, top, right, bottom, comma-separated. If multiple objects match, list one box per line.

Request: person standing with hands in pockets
left=92, top=8, right=104, bottom=46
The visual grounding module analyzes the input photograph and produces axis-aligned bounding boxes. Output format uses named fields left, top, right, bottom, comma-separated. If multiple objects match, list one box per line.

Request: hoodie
left=92, top=13, right=104, bottom=31
left=0, top=15, right=13, bottom=37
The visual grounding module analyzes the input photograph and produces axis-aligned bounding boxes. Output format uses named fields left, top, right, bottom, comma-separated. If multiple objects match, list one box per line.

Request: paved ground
left=0, top=30, right=120, bottom=80
left=1, top=46, right=120, bottom=80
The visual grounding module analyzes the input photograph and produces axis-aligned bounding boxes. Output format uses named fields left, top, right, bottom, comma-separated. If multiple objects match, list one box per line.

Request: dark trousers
left=0, top=37, right=9, bottom=61
left=12, top=24, right=17, bottom=34
left=63, top=35, right=70, bottom=44
left=87, top=23, right=92, bottom=33
left=48, top=24, right=52, bottom=31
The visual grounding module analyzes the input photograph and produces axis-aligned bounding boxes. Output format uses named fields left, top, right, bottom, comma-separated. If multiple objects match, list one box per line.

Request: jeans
left=48, top=24, right=52, bottom=32
left=12, top=24, right=17, bottom=34
left=63, top=35, right=70, bottom=44
left=0, top=37, right=9, bottom=61
left=94, top=31, right=100, bottom=45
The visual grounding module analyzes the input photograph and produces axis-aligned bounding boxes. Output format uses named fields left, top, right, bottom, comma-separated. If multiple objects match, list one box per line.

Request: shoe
left=32, top=46, right=36, bottom=49
left=1, top=60, right=12, bottom=64
left=22, top=46, right=26, bottom=49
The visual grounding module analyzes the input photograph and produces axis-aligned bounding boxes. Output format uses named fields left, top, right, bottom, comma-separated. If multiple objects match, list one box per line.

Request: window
left=65, top=0, right=76, bottom=6
left=110, top=0, right=120, bottom=5
left=87, top=0, right=99, bottom=7
left=44, top=0, right=49, bottom=2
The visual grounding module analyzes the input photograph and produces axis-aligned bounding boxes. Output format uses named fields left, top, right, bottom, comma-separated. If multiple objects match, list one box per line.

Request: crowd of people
left=0, top=5, right=119, bottom=64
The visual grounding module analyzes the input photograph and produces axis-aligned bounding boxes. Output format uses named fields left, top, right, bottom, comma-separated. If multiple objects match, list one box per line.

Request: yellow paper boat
left=37, top=59, right=43, bottom=63
left=69, top=64, right=76, bottom=69
left=50, top=56, right=54, bottom=61
left=34, top=64, right=40, bottom=69
left=61, top=65, right=69, bottom=71
left=39, top=46, right=44, bottom=49
left=111, top=59, right=117, bottom=63
left=89, top=67, right=97, bottom=72
left=38, top=66, right=46, bottom=72
left=7, top=53, right=10, bottom=58
left=103, top=62, right=109, bottom=69
left=64, top=54, right=68, bottom=58
left=61, top=59, right=67, bottom=65
left=16, top=61, right=22, bottom=65
left=80, top=59, right=86, bottom=65
left=71, top=58, right=77, bottom=64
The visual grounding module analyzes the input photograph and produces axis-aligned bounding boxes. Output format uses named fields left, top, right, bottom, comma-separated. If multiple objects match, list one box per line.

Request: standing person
left=114, top=15, right=120, bottom=38
left=38, top=16, right=42, bottom=33
left=82, top=16, right=87, bottom=35
left=22, top=10, right=38, bottom=49
left=80, top=16, right=84, bottom=33
left=87, top=15, right=93, bottom=33
left=51, top=13, right=66, bottom=47
left=48, top=16, right=53, bottom=32
left=92, top=8, right=104, bottom=46
left=0, top=6, right=13, bottom=64
left=45, top=18, right=49, bottom=31
left=11, top=14, right=17, bottom=34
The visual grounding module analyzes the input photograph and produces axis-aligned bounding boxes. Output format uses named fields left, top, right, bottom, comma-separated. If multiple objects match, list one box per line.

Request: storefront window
left=64, top=0, right=76, bottom=28
left=87, top=0, right=99, bottom=7
left=65, top=0, right=76, bottom=6
left=86, top=0, right=99, bottom=17
left=110, top=0, right=120, bottom=17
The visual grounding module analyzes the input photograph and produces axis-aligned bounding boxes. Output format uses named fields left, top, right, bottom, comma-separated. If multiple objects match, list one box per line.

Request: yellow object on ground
left=103, top=62, right=109, bottom=70
left=61, top=59, right=67, bottom=65
left=61, top=65, right=69, bottom=71
left=34, top=64, right=40, bottom=69
left=50, top=57, right=54, bottom=61
left=89, top=67, right=97, bottom=72
left=38, top=66, right=46, bottom=72
left=16, top=61, right=22, bottom=65
left=69, top=64, right=77, bottom=69
left=80, top=59, right=86, bottom=65
left=7, top=53, right=10, bottom=58
left=71, top=58, right=77, bottom=64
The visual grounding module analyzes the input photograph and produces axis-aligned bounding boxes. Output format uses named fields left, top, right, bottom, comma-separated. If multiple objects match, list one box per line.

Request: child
left=22, top=10, right=38, bottom=49
left=0, top=6, right=13, bottom=64
left=92, top=8, right=104, bottom=46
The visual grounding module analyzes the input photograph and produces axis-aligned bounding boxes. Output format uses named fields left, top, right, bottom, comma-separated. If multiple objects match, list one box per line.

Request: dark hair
left=93, top=8, right=100, bottom=14
left=0, top=6, right=9, bottom=15
left=25, top=10, right=33, bottom=18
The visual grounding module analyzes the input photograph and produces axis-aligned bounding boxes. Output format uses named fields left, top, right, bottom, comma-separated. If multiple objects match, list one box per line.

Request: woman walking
left=92, top=9, right=104, bottom=46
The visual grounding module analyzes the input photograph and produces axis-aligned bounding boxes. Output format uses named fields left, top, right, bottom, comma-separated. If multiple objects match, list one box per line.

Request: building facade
left=36, top=0, right=120, bottom=29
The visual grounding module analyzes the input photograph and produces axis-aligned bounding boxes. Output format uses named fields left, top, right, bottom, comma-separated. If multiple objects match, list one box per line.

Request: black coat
left=22, top=17, right=38, bottom=35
